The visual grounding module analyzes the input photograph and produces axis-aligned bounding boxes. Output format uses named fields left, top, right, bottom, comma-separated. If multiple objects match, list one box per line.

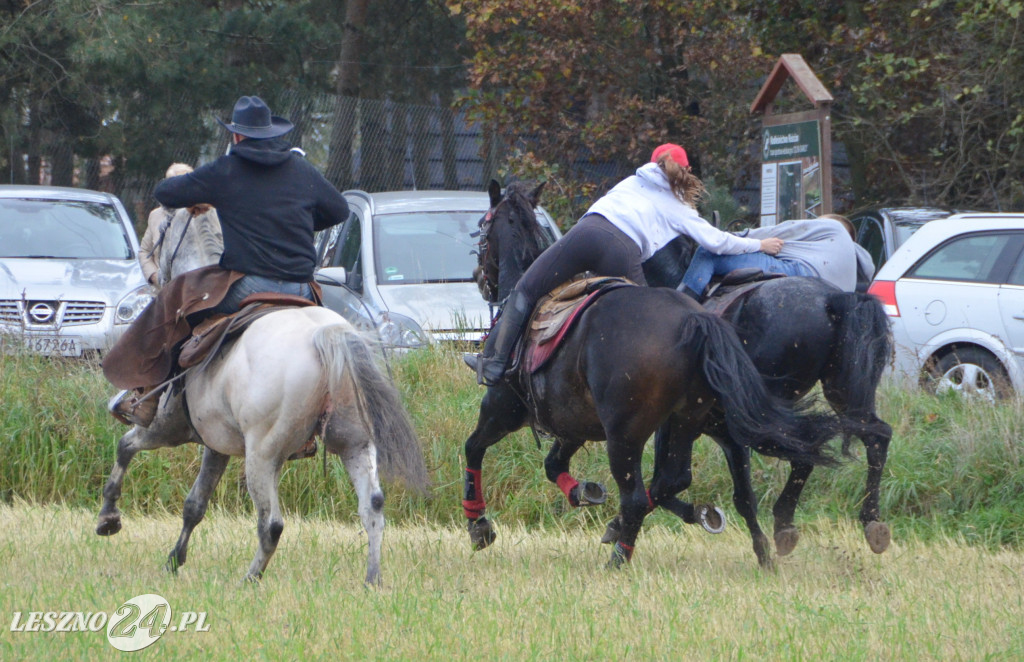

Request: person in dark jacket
left=107, top=95, right=349, bottom=427
left=153, top=95, right=350, bottom=314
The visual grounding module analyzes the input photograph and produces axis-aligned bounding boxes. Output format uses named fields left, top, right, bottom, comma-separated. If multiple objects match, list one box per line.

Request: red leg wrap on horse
left=615, top=541, right=634, bottom=561
left=646, top=489, right=655, bottom=514
left=556, top=472, right=580, bottom=505
left=463, top=468, right=486, bottom=520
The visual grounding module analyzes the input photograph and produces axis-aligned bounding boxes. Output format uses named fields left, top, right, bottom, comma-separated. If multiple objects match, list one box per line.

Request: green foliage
left=4, top=343, right=1024, bottom=551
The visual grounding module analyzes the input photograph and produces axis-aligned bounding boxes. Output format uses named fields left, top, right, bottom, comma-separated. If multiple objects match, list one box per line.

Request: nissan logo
left=28, top=302, right=56, bottom=324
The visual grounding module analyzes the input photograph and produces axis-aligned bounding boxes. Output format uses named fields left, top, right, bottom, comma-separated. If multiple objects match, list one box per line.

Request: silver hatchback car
left=315, top=189, right=561, bottom=348
left=0, top=185, right=152, bottom=357
left=868, top=213, right=1024, bottom=400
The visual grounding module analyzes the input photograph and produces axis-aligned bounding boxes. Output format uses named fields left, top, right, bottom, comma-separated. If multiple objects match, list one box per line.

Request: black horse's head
left=642, top=234, right=699, bottom=289
left=473, top=178, right=550, bottom=304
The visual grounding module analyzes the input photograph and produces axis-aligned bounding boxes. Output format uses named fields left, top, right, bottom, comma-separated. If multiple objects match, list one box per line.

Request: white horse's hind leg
left=243, top=451, right=285, bottom=582
left=326, top=413, right=386, bottom=587
left=167, top=447, right=230, bottom=573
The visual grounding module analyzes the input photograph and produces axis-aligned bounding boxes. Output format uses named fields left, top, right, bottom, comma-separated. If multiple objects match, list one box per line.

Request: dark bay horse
left=638, top=232, right=895, bottom=557
left=463, top=181, right=840, bottom=567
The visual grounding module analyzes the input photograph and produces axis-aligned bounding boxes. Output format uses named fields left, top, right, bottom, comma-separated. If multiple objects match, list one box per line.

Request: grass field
left=3, top=345, right=1024, bottom=659
left=2, top=504, right=1023, bottom=660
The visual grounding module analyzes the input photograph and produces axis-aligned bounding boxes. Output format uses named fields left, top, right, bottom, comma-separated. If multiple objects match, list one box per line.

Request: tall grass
left=2, top=344, right=1023, bottom=549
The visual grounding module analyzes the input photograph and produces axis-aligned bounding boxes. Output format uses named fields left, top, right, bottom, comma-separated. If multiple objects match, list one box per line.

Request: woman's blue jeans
left=681, top=247, right=814, bottom=295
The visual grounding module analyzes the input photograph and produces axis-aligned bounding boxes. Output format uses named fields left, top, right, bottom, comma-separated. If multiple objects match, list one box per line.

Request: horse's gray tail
left=683, top=312, right=840, bottom=466
left=313, top=325, right=429, bottom=494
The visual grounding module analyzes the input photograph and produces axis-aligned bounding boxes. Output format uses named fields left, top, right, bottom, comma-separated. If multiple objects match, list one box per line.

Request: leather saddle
left=178, top=292, right=317, bottom=369
left=701, top=268, right=786, bottom=317
left=516, top=275, right=635, bottom=374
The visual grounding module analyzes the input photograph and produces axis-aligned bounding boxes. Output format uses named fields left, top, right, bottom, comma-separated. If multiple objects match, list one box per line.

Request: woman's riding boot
left=475, top=290, right=532, bottom=386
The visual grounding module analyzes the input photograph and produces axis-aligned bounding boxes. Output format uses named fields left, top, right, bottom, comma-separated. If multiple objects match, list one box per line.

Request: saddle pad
left=523, top=276, right=635, bottom=373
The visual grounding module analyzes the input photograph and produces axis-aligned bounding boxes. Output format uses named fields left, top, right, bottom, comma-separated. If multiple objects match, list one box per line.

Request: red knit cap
left=650, top=143, right=689, bottom=169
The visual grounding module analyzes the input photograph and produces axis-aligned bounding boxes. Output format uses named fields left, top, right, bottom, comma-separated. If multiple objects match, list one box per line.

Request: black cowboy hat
left=217, top=96, right=293, bottom=139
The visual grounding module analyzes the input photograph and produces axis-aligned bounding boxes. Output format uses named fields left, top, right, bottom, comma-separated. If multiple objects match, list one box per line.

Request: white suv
left=0, top=186, right=152, bottom=357
left=868, top=213, right=1024, bottom=400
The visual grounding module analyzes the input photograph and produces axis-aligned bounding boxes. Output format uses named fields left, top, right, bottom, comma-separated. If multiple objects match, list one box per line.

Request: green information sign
left=760, top=120, right=823, bottom=226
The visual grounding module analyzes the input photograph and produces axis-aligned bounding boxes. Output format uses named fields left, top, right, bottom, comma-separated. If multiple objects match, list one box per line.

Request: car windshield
left=373, top=211, right=482, bottom=285
left=0, top=198, right=132, bottom=259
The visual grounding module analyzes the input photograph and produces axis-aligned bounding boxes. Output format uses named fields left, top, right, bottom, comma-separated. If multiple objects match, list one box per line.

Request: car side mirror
left=315, top=267, right=348, bottom=287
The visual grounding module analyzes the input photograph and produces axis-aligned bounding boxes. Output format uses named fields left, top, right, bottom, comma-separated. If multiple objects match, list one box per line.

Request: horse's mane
left=500, top=181, right=549, bottom=273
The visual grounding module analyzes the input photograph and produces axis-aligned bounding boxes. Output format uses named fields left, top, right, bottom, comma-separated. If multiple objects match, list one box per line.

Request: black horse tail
left=826, top=292, right=895, bottom=450
left=681, top=312, right=840, bottom=466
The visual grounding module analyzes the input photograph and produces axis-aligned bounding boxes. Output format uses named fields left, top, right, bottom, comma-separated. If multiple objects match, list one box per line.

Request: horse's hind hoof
left=571, top=481, right=607, bottom=507
left=865, top=521, right=891, bottom=554
left=697, top=505, right=726, bottom=534
left=600, top=516, right=621, bottom=544
left=774, top=526, right=800, bottom=556
left=468, top=516, right=496, bottom=550
left=96, top=514, right=122, bottom=536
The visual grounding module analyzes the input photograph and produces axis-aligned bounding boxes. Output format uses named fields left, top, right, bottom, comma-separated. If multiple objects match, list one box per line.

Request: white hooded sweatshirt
left=585, top=162, right=761, bottom=260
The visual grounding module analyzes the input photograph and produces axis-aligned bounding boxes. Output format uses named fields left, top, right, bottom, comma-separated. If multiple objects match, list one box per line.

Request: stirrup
left=108, top=388, right=160, bottom=427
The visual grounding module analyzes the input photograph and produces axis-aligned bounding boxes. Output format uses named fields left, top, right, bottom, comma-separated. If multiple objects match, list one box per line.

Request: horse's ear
left=487, top=179, right=503, bottom=208
left=529, top=181, right=546, bottom=207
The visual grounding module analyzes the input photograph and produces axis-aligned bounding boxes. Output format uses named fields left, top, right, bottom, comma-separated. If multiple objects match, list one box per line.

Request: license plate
left=24, top=336, right=81, bottom=357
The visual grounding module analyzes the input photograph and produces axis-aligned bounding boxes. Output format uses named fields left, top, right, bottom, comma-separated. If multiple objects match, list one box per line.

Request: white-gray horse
left=157, top=205, right=223, bottom=283
left=98, top=208, right=427, bottom=585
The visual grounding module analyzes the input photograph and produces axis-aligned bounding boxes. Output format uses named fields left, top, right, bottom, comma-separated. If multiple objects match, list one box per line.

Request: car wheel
left=925, top=348, right=1013, bottom=403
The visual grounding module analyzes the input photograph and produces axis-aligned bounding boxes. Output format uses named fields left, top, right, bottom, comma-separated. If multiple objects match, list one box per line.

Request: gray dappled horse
left=157, top=206, right=223, bottom=283
left=98, top=209, right=428, bottom=584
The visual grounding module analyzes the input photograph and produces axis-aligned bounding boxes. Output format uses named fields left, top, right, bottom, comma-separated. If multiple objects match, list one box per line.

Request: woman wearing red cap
left=466, top=143, right=783, bottom=386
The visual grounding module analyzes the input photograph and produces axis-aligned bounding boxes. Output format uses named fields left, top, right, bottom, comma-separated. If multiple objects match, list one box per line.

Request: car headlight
left=114, top=286, right=154, bottom=325
left=376, top=311, right=431, bottom=349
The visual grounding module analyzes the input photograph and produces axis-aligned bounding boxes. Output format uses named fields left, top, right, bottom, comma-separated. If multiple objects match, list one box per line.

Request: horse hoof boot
left=600, top=516, right=621, bottom=544
left=468, top=516, right=496, bottom=550
left=697, top=504, right=726, bottom=534
left=571, top=481, right=607, bottom=506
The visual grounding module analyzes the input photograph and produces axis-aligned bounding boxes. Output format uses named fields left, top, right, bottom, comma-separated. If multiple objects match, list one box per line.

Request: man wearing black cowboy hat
left=153, top=94, right=349, bottom=314
left=104, top=95, right=349, bottom=427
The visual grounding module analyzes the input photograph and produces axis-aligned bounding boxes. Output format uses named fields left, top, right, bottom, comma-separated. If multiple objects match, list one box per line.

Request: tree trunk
left=327, top=0, right=369, bottom=189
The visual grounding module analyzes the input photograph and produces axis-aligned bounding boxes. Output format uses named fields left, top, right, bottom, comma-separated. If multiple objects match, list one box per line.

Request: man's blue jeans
left=681, top=247, right=814, bottom=295
left=210, top=274, right=313, bottom=316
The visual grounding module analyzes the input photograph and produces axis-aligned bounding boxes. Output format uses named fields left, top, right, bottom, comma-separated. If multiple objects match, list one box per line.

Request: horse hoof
left=774, top=526, right=800, bottom=556
left=572, top=481, right=607, bottom=507
left=865, top=521, right=891, bottom=554
left=96, top=514, right=122, bottom=536
left=468, top=517, right=496, bottom=550
left=697, top=504, right=726, bottom=534
left=600, top=516, right=621, bottom=544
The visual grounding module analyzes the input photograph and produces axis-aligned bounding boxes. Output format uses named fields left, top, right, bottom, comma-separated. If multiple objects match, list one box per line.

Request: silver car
left=868, top=213, right=1024, bottom=400
left=0, top=185, right=152, bottom=357
left=315, top=189, right=561, bottom=348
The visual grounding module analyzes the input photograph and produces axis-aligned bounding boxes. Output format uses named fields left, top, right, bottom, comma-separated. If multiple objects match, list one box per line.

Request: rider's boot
left=464, top=290, right=532, bottom=386
left=108, top=386, right=160, bottom=428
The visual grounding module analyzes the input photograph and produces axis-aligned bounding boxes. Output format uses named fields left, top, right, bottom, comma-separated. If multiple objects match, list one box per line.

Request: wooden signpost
left=751, top=54, right=834, bottom=226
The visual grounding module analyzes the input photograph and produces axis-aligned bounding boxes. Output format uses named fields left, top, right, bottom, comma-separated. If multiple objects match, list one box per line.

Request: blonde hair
left=656, top=154, right=705, bottom=208
left=165, top=162, right=194, bottom=178
left=820, top=213, right=854, bottom=240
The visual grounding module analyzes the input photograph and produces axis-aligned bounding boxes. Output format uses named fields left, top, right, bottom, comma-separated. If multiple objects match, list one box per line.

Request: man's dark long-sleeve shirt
left=154, top=137, right=348, bottom=282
